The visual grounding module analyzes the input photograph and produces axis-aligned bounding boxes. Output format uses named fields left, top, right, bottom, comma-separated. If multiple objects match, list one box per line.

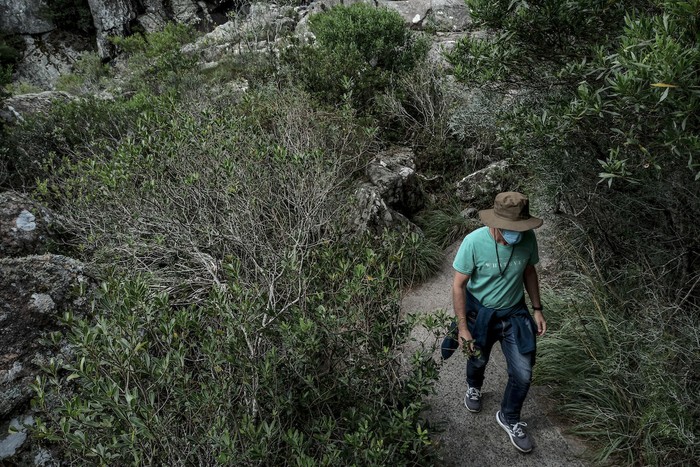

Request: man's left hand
left=534, top=310, right=547, bottom=336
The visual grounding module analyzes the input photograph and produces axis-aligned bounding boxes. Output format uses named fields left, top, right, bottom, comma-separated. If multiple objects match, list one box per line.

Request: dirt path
left=402, top=239, right=588, bottom=466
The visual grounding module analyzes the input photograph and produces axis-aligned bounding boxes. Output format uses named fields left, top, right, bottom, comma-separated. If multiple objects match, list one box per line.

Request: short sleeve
left=453, top=235, right=475, bottom=275
left=528, top=231, right=540, bottom=265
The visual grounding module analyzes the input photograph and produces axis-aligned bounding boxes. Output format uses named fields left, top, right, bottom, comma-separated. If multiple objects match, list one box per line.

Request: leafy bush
left=284, top=4, right=428, bottom=110
left=19, top=53, right=446, bottom=462
left=447, top=0, right=637, bottom=84
left=33, top=238, right=441, bottom=464
left=447, top=1, right=700, bottom=463
left=3, top=93, right=161, bottom=190
left=55, top=52, right=111, bottom=95
left=110, top=23, right=199, bottom=94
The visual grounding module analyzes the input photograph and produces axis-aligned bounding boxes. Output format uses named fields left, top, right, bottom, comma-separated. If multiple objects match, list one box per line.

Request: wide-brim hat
left=478, top=192, right=543, bottom=232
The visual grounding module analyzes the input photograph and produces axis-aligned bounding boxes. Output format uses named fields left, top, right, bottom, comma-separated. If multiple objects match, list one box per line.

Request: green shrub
left=381, top=231, right=444, bottom=285
left=447, top=0, right=637, bottom=84
left=284, top=4, right=428, bottom=110
left=55, top=52, right=111, bottom=94
left=110, top=23, right=199, bottom=94
left=3, top=93, right=163, bottom=190
left=33, top=236, right=441, bottom=465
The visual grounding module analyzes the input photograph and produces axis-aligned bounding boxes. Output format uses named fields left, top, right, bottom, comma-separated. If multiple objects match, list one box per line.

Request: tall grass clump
left=414, top=204, right=479, bottom=249
left=535, top=238, right=700, bottom=465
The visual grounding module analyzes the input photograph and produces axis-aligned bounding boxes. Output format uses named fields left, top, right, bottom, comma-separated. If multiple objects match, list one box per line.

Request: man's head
left=478, top=192, right=543, bottom=232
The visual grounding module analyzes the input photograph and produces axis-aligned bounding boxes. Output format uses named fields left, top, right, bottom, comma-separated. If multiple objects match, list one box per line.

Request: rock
left=87, top=0, right=138, bottom=59
left=353, top=184, right=418, bottom=234
left=0, top=192, right=63, bottom=256
left=0, top=91, right=74, bottom=124
left=455, top=160, right=510, bottom=204
left=183, top=3, right=298, bottom=63
left=172, top=0, right=203, bottom=25
left=461, top=207, right=479, bottom=219
left=135, top=12, right=168, bottom=34
left=0, top=416, right=32, bottom=460
left=366, top=147, right=425, bottom=215
left=0, top=254, right=86, bottom=419
left=378, top=0, right=471, bottom=31
left=13, top=31, right=93, bottom=90
left=142, top=0, right=168, bottom=18
left=351, top=146, right=425, bottom=234
left=0, top=0, right=55, bottom=35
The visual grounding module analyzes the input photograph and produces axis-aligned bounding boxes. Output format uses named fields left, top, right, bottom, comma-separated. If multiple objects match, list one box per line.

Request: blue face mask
left=500, top=229, right=522, bottom=245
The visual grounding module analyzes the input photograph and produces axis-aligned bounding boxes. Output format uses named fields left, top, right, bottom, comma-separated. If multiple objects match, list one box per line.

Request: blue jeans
left=466, top=309, right=533, bottom=425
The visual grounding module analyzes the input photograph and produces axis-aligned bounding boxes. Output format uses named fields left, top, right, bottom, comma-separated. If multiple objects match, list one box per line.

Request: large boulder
left=0, top=91, right=74, bottom=124
left=366, top=147, right=425, bottom=215
left=172, top=0, right=211, bottom=26
left=379, top=0, right=471, bottom=32
left=13, top=31, right=94, bottom=90
left=353, top=184, right=418, bottom=234
left=86, top=0, right=138, bottom=59
left=0, top=192, right=64, bottom=257
left=0, top=0, right=55, bottom=35
left=352, top=147, right=425, bottom=233
left=0, top=254, right=87, bottom=419
left=455, top=160, right=510, bottom=204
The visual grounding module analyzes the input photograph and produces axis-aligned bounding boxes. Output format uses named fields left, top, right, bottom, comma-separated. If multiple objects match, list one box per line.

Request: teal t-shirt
left=452, top=226, right=539, bottom=309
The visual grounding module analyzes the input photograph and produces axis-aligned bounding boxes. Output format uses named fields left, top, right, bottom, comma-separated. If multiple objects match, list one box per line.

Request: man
left=452, top=191, right=547, bottom=454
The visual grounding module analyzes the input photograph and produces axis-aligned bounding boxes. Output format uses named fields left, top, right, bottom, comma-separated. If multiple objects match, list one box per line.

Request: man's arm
left=452, top=271, right=474, bottom=350
left=523, top=264, right=547, bottom=336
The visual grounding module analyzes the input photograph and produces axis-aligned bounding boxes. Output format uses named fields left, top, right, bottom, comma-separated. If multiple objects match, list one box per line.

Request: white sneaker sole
left=496, top=411, right=533, bottom=453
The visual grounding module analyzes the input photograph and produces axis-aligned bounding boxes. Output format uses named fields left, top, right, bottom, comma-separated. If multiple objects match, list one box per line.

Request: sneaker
left=496, top=410, right=533, bottom=453
left=464, top=385, right=482, bottom=413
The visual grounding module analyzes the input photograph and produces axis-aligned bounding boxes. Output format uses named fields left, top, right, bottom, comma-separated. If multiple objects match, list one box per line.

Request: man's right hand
left=458, top=329, right=474, bottom=353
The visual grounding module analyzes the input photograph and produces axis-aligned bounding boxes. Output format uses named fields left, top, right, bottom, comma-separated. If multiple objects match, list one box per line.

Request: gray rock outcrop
left=0, top=192, right=62, bottom=256
left=0, top=90, right=74, bottom=124
left=12, top=31, right=92, bottom=90
left=0, top=192, right=86, bottom=463
left=367, top=147, right=425, bottom=215
left=0, top=254, right=86, bottom=416
left=455, top=160, right=510, bottom=204
left=0, top=0, right=55, bottom=35
left=353, top=147, right=425, bottom=233
left=87, top=0, right=138, bottom=59
left=379, top=0, right=471, bottom=32
left=182, top=2, right=298, bottom=63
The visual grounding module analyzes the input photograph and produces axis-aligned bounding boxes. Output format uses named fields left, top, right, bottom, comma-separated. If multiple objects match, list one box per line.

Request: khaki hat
left=478, top=192, right=543, bottom=232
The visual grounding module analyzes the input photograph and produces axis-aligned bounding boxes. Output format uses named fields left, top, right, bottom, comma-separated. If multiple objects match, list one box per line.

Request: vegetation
left=1, top=9, right=449, bottom=465
left=448, top=0, right=700, bottom=463
left=3, top=0, right=697, bottom=464
left=284, top=3, right=429, bottom=110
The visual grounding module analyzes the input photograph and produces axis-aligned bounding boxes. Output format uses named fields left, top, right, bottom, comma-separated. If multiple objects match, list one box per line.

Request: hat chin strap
left=490, top=227, right=508, bottom=245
